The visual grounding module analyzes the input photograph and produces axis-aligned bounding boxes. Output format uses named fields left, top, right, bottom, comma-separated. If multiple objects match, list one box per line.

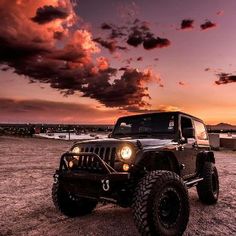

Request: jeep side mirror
left=182, top=127, right=195, bottom=139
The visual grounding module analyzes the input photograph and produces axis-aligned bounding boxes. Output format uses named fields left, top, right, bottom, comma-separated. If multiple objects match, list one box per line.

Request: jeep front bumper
left=54, top=152, right=130, bottom=200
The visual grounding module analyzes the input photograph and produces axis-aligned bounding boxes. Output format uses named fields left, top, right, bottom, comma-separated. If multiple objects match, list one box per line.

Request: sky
left=0, top=0, right=235, bottom=125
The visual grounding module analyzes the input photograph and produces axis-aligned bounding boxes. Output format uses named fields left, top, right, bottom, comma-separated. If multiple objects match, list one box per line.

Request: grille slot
left=73, top=145, right=116, bottom=171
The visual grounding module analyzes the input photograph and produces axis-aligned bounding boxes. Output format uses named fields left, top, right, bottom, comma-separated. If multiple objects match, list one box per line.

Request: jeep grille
left=73, top=145, right=117, bottom=170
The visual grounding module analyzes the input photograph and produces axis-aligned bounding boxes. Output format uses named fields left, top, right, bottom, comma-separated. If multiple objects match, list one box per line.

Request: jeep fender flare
left=135, top=151, right=180, bottom=175
left=196, top=151, right=215, bottom=173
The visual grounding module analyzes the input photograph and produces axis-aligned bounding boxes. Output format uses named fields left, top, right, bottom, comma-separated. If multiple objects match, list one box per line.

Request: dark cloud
left=178, top=81, right=185, bottom=86
left=127, top=34, right=143, bottom=47
left=143, top=37, right=170, bottom=50
left=93, top=37, right=117, bottom=53
left=180, top=19, right=194, bottom=30
left=101, top=23, right=112, bottom=30
left=137, top=57, right=143, bottom=61
left=119, top=67, right=128, bottom=71
left=109, top=28, right=127, bottom=39
left=0, top=1, right=158, bottom=112
left=0, top=98, right=120, bottom=123
left=128, top=22, right=170, bottom=50
left=126, top=21, right=150, bottom=47
left=200, top=20, right=217, bottom=30
left=81, top=68, right=157, bottom=110
left=93, top=37, right=126, bottom=53
left=215, top=73, right=236, bottom=85
left=101, top=22, right=128, bottom=40
left=31, top=5, right=69, bottom=24
left=100, top=19, right=170, bottom=50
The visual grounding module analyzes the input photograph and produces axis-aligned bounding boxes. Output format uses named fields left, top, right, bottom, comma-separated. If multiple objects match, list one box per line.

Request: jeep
left=52, top=112, right=219, bottom=236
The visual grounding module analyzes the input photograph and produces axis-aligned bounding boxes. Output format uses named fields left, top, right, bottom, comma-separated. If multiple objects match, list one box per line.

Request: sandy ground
left=0, top=136, right=235, bottom=236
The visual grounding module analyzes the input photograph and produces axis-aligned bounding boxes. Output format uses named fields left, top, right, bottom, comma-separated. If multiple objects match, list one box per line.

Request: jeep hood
left=75, top=137, right=177, bottom=149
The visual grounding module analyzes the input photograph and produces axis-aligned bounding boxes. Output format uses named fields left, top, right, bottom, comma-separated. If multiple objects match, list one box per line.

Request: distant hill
left=207, top=123, right=236, bottom=131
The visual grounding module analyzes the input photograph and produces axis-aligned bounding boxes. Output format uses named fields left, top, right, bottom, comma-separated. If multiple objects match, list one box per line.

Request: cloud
left=100, top=18, right=170, bottom=50
left=180, top=19, right=194, bottom=30
left=137, top=57, right=143, bottom=61
left=119, top=67, right=129, bottom=71
left=143, top=37, right=170, bottom=50
left=100, top=23, right=127, bottom=40
left=81, top=68, right=160, bottom=110
left=0, top=98, right=123, bottom=123
left=101, top=23, right=112, bottom=30
left=93, top=37, right=126, bottom=53
left=215, top=73, right=236, bottom=85
left=93, top=37, right=117, bottom=53
left=200, top=20, right=217, bottom=30
left=124, top=104, right=180, bottom=113
left=31, top=5, right=69, bottom=24
left=127, top=34, right=143, bottom=47
left=178, top=81, right=186, bottom=86
left=0, top=0, right=159, bottom=112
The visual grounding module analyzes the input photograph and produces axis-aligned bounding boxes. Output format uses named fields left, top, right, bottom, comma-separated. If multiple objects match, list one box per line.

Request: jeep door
left=192, top=119, right=210, bottom=162
left=178, top=115, right=198, bottom=178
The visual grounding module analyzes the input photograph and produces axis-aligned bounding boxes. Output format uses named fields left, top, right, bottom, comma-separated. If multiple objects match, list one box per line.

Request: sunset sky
left=0, top=0, right=235, bottom=124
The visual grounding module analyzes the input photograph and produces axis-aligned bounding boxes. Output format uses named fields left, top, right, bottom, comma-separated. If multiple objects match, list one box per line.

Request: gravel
left=0, top=136, right=235, bottom=236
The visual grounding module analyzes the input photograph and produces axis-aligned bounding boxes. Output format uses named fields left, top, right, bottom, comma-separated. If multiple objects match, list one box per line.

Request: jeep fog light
left=68, top=160, right=74, bottom=168
left=123, top=163, right=130, bottom=171
left=72, top=146, right=80, bottom=153
left=120, top=146, right=132, bottom=160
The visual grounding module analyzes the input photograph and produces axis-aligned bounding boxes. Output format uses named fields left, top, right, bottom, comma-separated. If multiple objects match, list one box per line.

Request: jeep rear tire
left=52, top=182, right=97, bottom=217
left=132, top=170, right=189, bottom=236
left=197, top=162, right=219, bottom=204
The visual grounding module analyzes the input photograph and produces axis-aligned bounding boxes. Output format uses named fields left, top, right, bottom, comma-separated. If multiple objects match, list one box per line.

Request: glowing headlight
left=72, top=146, right=80, bottom=153
left=120, top=146, right=132, bottom=160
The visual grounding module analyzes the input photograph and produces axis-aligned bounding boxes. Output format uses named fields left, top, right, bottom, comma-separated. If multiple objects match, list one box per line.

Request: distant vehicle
left=52, top=112, right=219, bottom=236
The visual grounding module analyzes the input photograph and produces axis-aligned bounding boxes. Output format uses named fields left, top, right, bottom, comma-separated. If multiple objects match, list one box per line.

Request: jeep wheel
left=132, top=171, right=189, bottom=236
left=197, top=162, right=219, bottom=204
left=52, top=182, right=97, bottom=217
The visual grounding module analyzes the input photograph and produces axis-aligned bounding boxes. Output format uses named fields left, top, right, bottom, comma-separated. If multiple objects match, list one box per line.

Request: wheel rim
left=157, top=187, right=181, bottom=227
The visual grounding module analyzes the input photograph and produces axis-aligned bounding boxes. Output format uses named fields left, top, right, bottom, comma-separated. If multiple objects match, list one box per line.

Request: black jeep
left=52, top=112, right=219, bottom=236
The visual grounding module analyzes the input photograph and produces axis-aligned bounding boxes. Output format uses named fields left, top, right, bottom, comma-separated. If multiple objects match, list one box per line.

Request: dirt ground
left=0, top=136, right=235, bottom=236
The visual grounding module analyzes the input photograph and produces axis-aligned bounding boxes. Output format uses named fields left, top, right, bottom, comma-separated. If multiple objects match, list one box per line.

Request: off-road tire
left=197, top=162, right=219, bottom=204
left=132, top=170, right=189, bottom=236
left=52, top=182, right=97, bottom=217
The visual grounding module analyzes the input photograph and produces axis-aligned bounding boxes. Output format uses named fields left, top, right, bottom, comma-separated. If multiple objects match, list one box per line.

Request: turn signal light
left=123, top=163, right=130, bottom=171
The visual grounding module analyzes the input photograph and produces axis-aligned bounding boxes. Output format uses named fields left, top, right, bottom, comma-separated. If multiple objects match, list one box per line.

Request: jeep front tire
left=132, top=170, right=189, bottom=236
left=52, top=182, right=98, bottom=217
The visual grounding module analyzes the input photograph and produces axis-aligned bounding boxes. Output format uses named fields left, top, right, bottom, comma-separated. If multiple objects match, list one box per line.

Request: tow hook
left=101, top=179, right=110, bottom=191
left=53, top=174, right=59, bottom=183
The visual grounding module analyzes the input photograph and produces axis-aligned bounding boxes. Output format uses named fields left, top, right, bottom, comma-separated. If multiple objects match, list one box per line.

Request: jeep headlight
left=120, top=146, right=132, bottom=160
left=72, top=146, right=80, bottom=153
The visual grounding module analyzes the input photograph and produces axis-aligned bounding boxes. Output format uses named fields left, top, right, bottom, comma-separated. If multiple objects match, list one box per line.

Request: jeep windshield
left=112, top=113, right=177, bottom=138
